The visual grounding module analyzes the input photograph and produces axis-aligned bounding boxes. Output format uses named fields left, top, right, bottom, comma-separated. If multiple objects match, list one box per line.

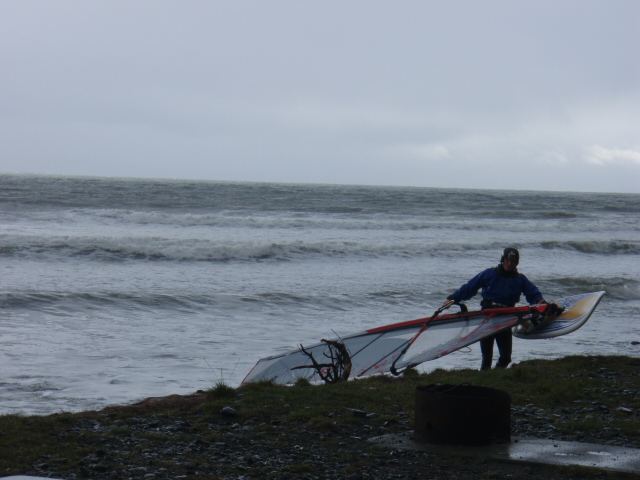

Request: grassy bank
left=1, top=355, right=639, bottom=479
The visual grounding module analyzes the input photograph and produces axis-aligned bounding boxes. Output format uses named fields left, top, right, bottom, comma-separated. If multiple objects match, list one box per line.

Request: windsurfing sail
left=242, top=300, right=559, bottom=385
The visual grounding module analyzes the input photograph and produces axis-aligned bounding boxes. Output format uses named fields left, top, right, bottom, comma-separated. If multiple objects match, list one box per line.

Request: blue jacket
left=447, top=266, right=543, bottom=307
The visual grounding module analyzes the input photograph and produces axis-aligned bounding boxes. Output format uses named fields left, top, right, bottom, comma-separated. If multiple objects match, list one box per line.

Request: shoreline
left=1, top=355, right=639, bottom=479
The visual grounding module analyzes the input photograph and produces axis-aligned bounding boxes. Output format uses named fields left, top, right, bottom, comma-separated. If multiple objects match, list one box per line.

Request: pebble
left=220, top=406, right=238, bottom=417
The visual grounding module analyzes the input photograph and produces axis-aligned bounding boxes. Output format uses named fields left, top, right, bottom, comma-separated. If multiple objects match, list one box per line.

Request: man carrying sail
left=444, top=247, right=546, bottom=370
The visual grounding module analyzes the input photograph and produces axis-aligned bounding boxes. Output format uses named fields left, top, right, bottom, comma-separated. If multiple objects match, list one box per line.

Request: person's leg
left=494, top=329, right=512, bottom=368
left=480, top=335, right=494, bottom=370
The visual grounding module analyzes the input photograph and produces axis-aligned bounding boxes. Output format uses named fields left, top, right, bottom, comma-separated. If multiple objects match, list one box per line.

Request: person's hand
left=545, top=302, right=564, bottom=317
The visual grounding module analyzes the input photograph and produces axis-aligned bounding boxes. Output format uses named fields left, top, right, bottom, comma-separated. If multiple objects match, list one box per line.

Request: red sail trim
left=366, top=304, right=547, bottom=334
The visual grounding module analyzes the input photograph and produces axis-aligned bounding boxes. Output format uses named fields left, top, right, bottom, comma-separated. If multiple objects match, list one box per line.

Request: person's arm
left=521, top=274, right=544, bottom=304
left=446, top=269, right=490, bottom=303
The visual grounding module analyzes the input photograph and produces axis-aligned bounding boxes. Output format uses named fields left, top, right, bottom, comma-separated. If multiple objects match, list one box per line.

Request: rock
left=220, top=406, right=238, bottom=417
left=346, top=407, right=376, bottom=418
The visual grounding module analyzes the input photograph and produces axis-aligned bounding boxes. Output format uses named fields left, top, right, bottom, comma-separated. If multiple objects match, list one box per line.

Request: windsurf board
left=513, top=291, right=605, bottom=339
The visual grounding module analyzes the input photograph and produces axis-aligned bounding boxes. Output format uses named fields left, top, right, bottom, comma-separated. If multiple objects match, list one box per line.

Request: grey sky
left=1, top=1, right=639, bottom=192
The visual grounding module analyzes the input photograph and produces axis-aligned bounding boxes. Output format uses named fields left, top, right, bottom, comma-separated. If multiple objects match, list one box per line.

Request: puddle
left=370, top=433, right=640, bottom=475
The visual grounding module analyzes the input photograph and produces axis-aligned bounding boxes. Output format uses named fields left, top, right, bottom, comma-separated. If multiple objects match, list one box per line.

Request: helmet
left=501, top=247, right=519, bottom=266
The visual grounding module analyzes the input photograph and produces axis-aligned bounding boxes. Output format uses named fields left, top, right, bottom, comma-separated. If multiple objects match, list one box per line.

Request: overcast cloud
left=1, top=1, right=639, bottom=192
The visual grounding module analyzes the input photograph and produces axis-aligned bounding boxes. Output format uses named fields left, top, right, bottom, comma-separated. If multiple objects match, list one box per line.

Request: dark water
left=1, top=174, right=639, bottom=414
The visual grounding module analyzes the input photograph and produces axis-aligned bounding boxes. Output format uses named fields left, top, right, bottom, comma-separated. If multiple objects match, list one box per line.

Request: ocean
left=1, top=174, right=639, bottom=415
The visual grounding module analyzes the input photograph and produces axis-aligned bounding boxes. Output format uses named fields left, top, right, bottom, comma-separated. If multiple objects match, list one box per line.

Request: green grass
left=231, top=355, right=640, bottom=432
left=208, top=381, right=237, bottom=398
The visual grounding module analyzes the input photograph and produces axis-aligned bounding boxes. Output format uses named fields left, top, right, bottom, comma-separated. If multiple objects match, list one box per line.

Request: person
left=443, top=247, right=546, bottom=370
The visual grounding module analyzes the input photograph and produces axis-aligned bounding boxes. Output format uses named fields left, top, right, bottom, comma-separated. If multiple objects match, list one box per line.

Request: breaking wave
left=0, top=236, right=311, bottom=262
left=540, top=240, right=640, bottom=255
left=6, top=207, right=537, bottom=232
left=1, top=287, right=433, bottom=314
left=552, top=277, right=640, bottom=301
left=0, top=235, right=506, bottom=263
left=0, top=291, right=215, bottom=313
left=3, top=234, right=639, bottom=263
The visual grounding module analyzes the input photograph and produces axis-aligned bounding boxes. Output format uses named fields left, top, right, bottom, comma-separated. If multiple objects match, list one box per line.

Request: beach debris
left=292, top=339, right=352, bottom=384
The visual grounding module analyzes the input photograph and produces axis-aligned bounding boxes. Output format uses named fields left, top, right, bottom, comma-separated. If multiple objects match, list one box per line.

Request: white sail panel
left=396, top=314, right=519, bottom=370
left=242, top=326, right=421, bottom=384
